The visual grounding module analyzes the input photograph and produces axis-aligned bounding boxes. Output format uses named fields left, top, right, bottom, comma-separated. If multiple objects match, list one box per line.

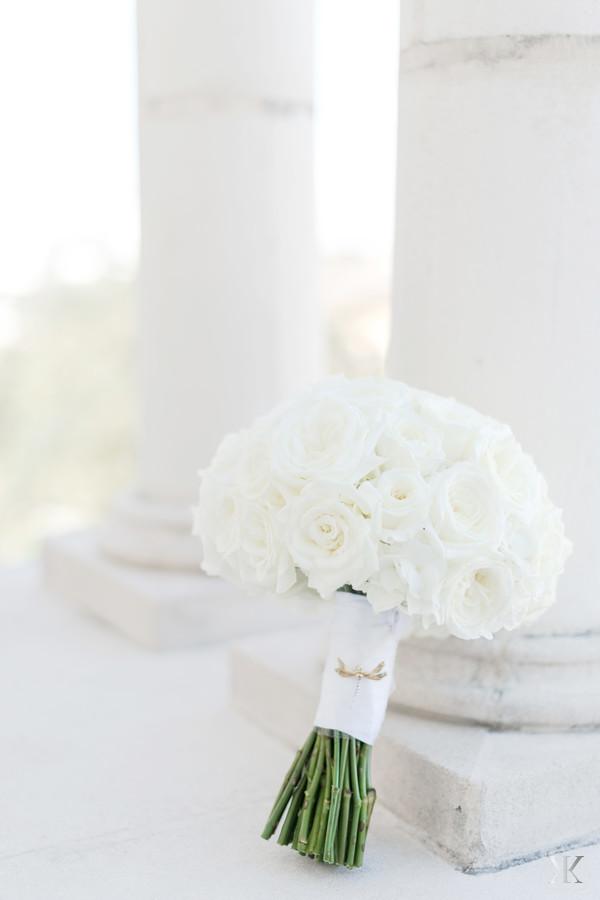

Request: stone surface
left=385, top=1, right=600, bottom=743
left=392, top=630, right=600, bottom=729
left=109, top=0, right=320, bottom=572
left=78, top=0, right=320, bottom=575
left=138, top=0, right=313, bottom=103
left=390, top=7, right=600, bottom=632
left=400, top=0, right=600, bottom=47
left=5, top=563, right=600, bottom=898
left=44, top=529, right=327, bottom=650
left=232, top=628, right=600, bottom=872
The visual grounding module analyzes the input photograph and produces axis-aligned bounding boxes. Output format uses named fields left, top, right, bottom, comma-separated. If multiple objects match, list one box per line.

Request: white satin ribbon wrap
left=314, top=592, right=413, bottom=746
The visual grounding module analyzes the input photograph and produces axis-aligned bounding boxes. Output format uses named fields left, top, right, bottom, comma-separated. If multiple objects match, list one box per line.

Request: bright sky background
left=0, top=0, right=399, bottom=297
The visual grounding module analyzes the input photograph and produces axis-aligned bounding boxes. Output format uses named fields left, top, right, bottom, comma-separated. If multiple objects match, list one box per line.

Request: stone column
left=389, top=0, right=600, bottom=728
left=45, top=0, right=321, bottom=647
left=104, top=0, right=319, bottom=569
left=382, top=0, right=600, bottom=867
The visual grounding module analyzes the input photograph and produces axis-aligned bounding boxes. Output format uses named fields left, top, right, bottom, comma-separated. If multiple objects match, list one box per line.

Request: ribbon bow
left=335, top=658, right=387, bottom=681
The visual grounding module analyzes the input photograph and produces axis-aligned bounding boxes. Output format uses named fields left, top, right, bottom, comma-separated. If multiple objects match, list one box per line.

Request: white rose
left=499, top=504, right=571, bottom=625
left=194, top=473, right=296, bottom=594
left=194, top=477, right=241, bottom=561
left=500, top=513, right=540, bottom=574
left=236, top=428, right=287, bottom=509
left=431, top=462, right=503, bottom=553
left=236, top=431, right=272, bottom=499
left=534, top=504, right=571, bottom=580
left=194, top=429, right=253, bottom=576
left=237, top=502, right=297, bottom=594
left=418, top=392, right=493, bottom=463
left=366, top=529, right=446, bottom=624
left=376, top=468, right=432, bottom=540
left=442, top=556, right=515, bottom=640
left=376, top=411, right=445, bottom=476
left=521, top=505, right=572, bottom=622
left=482, top=433, right=544, bottom=519
left=285, top=482, right=380, bottom=598
left=271, top=390, right=380, bottom=489
left=202, top=430, right=247, bottom=482
left=336, top=376, right=412, bottom=423
left=193, top=475, right=243, bottom=583
left=193, top=376, right=571, bottom=634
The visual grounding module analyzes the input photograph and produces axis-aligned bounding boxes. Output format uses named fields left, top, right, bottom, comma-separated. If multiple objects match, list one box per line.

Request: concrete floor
left=2, top=565, right=599, bottom=899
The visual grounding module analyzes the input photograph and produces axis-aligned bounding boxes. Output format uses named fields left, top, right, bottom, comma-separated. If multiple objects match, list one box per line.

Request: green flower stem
left=337, top=761, right=352, bottom=863
left=273, top=747, right=301, bottom=808
left=307, top=773, right=326, bottom=857
left=261, top=728, right=316, bottom=840
left=355, top=786, right=377, bottom=867
left=294, top=733, right=323, bottom=853
left=291, top=800, right=303, bottom=850
left=354, top=744, right=371, bottom=868
left=297, top=733, right=325, bottom=850
left=315, top=738, right=333, bottom=860
left=322, top=732, right=339, bottom=864
left=277, top=770, right=307, bottom=846
left=261, top=728, right=377, bottom=869
left=323, top=732, right=348, bottom=864
left=345, top=737, right=363, bottom=866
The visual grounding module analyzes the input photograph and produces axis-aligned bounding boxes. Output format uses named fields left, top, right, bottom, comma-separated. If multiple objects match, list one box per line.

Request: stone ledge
left=231, top=628, right=600, bottom=872
left=43, top=529, right=328, bottom=650
left=393, top=633, right=600, bottom=730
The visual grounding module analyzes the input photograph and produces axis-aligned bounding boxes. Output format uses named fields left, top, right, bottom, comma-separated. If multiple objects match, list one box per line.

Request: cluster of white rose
left=193, top=377, right=571, bottom=640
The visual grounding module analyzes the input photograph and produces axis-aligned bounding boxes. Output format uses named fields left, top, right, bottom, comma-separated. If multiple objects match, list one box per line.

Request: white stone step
left=231, top=628, right=600, bottom=872
left=6, top=564, right=600, bottom=897
left=44, top=529, right=329, bottom=650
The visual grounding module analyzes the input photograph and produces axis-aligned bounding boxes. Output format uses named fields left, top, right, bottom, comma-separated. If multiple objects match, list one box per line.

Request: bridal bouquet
left=193, top=376, right=570, bottom=868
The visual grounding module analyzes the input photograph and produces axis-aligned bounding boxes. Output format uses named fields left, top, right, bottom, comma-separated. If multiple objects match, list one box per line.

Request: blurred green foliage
left=0, top=277, right=135, bottom=564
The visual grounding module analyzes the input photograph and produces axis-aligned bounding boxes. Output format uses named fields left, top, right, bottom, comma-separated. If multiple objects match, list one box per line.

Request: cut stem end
left=261, top=728, right=375, bottom=869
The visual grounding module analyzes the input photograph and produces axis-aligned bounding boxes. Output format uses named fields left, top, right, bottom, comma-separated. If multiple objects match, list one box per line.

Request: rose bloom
left=441, top=555, right=516, bottom=640
left=194, top=376, right=571, bottom=640
left=480, top=433, right=544, bottom=520
left=366, top=529, right=446, bottom=624
left=285, top=482, right=380, bottom=598
left=376, top=410, right=445, bottom=477
left=430, top=462, right=503, bottom=554
left=270, top=389, right=380, bottom=490
left=376, top=468, right=432, bottom=541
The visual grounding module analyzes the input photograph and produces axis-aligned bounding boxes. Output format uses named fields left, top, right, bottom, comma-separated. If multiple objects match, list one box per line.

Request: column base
left=100, top=491, right=201, bottom=570
left=393, top=632, right=600, bottom=730
left=231, top=629, right=600, bottom=872
left=43, top=529, right=328, bottom=650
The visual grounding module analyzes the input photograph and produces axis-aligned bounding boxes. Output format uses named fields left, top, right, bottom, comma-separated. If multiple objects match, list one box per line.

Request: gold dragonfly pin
left=335, top=658, right=388, bottom=681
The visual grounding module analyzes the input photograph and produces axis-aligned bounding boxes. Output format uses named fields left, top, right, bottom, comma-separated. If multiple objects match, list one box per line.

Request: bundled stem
left=262, top=728, right=376, bottom=868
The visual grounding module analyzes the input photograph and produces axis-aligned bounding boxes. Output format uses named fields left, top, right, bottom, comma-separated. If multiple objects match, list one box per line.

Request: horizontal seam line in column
left=141, top=90, right=313, bottom=118
left=401, top=33, right=600, bottom=73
